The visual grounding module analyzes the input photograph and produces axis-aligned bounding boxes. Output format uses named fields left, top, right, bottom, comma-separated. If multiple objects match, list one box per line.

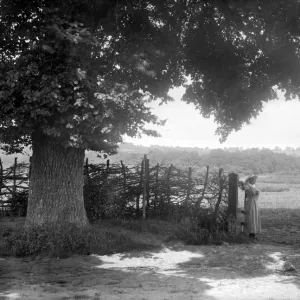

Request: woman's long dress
left=244, top=183, right=261, bottom=235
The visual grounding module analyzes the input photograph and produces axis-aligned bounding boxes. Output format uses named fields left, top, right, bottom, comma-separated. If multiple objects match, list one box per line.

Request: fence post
left=85, top=158, right=90, bottom=182
left=104, top=159, right=110, bottom=205
left=196, top=165, right=209, bottom=210
left=11, top=157, right=17, bottom=216
left=146, top=158, right=150, bottom=217
left=120, top=160, right=127, bottom=195
left=166, top=164, right=172, bottom=206
left=213, top=168, right=225, bottom=228
left=13, top=157, right=17, bottom=195
left=0, top=158, right=2, bottom=195
left=154, top=163, right=159, bottom=212
left=185, top=167, right=192, bottom=208
left=106, top=159, right=110, bottom=173
left=136, top=159, right=144, bottom=218
left=84, top=158, right=93, bottom=221
left=28, top=156, right=32, bottom=181
left=228, top=172, right=239, bottom=234
left=0, top=158, right=2, bottom=215
left=142, top=155, right=148, bottom=220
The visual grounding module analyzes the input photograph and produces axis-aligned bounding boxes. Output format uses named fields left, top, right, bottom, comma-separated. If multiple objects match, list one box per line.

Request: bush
left=173, top=216, right=228, bottom=245
left=0, top=222, right=140, bottom=258
left=120, top=219, right=175, bottom=235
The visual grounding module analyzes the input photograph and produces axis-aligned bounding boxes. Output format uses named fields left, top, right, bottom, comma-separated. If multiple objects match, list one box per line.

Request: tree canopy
left=1, top=0, right=300, bottom=153
left=183, top=1, right=300, bottom=141
left=0, top=0, right=184, bottom=154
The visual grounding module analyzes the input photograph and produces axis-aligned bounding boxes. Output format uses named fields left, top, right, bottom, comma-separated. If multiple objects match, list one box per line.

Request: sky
left=125, top=87, right=300, bottom=149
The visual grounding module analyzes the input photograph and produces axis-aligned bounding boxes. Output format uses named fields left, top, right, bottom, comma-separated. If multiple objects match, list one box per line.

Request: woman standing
left=241, top=175, right=261, bottom=239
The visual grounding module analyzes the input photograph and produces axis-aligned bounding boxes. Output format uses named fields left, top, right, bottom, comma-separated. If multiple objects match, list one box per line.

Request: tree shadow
left=91, top=242, right=300, bottom=299
left=0, top=253, right=218, bottom=300
left=1, top=242, right=300, bottom=299
left=1, top=207, right=300, bottom=299
left=175, top=243, right=300, bottom=298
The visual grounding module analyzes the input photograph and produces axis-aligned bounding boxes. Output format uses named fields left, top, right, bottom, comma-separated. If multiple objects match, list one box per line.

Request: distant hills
left=86, top=143, right=300, bottom=175
left=2, top=143, right=300, bottom=174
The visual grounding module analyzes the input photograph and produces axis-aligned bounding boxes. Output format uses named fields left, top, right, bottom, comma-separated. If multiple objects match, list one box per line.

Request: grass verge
left=0, top=218, right=166, bottom=258
left=0, top=217, right=236, bottom=258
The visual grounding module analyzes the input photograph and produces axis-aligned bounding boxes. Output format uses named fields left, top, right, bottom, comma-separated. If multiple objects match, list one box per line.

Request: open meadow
left=1, top=171, right=300, bottom=300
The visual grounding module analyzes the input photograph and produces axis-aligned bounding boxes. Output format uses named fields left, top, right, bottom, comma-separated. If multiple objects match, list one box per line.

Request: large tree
left=1, top=0, right=300, bottom=227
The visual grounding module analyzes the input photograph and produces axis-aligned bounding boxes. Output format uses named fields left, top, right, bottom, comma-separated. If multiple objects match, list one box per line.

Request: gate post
left=228, top=173, right=239, bottom=235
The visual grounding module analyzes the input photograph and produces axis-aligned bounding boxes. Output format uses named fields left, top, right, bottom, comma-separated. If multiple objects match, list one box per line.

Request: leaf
left=42, top=45, right=55, bottom=54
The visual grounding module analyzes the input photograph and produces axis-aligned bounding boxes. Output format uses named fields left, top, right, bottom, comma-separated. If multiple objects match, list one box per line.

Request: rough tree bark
left=25, top=133, right=89, bottom=227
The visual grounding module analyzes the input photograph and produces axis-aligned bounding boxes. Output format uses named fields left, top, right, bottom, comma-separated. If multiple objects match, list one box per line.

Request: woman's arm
left=244, top=182, right=259, bottom=196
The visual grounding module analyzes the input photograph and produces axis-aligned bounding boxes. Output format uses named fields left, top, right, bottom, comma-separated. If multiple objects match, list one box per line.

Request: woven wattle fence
left=0, top=155, right=241, bottom=235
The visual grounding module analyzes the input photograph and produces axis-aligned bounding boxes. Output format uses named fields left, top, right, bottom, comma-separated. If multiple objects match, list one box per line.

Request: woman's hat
left=246, top=174, right=257, bottom=182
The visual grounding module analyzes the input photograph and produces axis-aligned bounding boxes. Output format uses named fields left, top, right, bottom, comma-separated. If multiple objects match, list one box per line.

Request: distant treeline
left=94, top=145, right=300, bottom=175
left=2, top=143, right=300, bottom=175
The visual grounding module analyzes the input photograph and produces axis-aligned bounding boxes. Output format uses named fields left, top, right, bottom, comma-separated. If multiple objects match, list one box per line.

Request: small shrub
left=113, top=219, right=174, bottom=235
left=172, top=216, right=227, bottom=245
left=0, top=222, right=141, bottom=258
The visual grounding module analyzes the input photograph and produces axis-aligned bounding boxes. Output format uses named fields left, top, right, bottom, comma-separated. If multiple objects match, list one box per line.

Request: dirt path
left=1, top=238, right=299, bottom=300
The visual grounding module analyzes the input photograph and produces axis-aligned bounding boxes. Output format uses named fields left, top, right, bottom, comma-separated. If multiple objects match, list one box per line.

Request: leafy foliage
left=0, top=0, right=183, bottom=154
left=1, top=0, right=300, bottom=153
left=182, top=1, right=300, bottom=141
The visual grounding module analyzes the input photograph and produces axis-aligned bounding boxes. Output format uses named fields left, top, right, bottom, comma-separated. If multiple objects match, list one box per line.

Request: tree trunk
left=25, top=133, right=89, bottom=227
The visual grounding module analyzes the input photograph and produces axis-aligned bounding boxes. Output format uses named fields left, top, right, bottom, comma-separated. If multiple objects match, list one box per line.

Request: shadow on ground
left=1, top=240, right=300, bottom=300
left=1, top=210, right=300, bottom=300
left=0, top=253, right=218, bottom=300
